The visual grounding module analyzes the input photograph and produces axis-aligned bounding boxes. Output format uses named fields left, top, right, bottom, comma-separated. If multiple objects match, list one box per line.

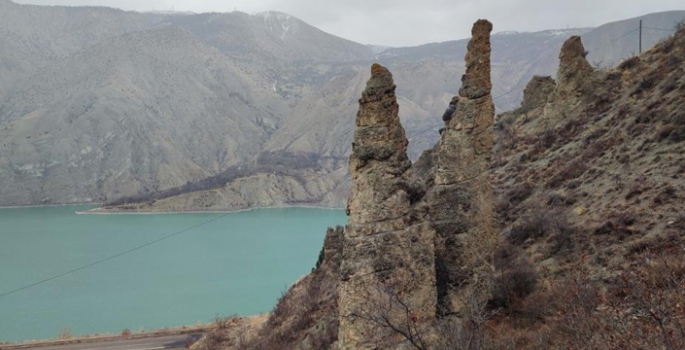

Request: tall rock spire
left=339, top=64, right=437, bottom=350
left=427, top=19, right=498, bottom=315
left=347, top=63, right=412, bottom=225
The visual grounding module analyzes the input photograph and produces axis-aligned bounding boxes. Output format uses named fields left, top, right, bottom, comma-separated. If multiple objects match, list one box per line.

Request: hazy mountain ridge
left=0, top=0, right=683, bottom=208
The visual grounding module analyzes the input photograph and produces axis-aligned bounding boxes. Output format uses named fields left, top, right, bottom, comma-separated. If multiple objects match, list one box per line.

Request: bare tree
left=346, top=285, right=431, bottom=350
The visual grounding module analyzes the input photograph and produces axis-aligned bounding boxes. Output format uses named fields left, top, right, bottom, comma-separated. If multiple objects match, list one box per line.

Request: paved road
left=13, top=334, right=203, bottom=350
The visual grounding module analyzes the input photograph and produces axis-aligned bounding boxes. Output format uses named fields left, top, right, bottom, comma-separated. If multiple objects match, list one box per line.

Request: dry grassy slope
left=492, top=28, right=685, bottom=277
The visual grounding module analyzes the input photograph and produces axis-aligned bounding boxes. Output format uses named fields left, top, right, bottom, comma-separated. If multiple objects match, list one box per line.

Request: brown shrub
left=546, top=160, right=588, bottom=188
left=506, top=181, right=535, bottom=205
left=618, top=56, right=640, bottom=70
left=214, top=315, right=237, bottom=330
left=507, top=207, right=575, bottom=246
left=492, top=244, right=538, bottom=309
left=653, top=185, right=677, bottom=205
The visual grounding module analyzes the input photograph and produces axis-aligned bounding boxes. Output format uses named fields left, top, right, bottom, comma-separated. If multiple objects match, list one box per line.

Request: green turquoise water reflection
left=0, top=205, right=346, bottom=342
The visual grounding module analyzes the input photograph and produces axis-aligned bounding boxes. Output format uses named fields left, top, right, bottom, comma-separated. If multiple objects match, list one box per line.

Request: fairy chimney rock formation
left=339, top=64, right=437, bottom=350
left=459, top=19, right=494, bottom=100
left=427, top=19, right=497, bottom=314
left=347, top=63, right=412, bottom=227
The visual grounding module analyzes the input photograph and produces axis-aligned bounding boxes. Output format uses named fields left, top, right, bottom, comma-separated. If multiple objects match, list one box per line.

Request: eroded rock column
left=338, top=64, right=436, bottom=350
left=427, top=19, right=497, bottom=315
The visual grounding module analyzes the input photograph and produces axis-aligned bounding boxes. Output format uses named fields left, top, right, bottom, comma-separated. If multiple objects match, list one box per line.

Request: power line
left=0, top=211, right=232, bottom=299
left=643, top=26, right=677, bottom=32
left=493, top=69, right=555, bottom=101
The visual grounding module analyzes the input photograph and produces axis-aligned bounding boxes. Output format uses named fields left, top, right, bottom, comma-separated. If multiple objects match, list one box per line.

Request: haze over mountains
left=0, top=0, right=683, bottom=207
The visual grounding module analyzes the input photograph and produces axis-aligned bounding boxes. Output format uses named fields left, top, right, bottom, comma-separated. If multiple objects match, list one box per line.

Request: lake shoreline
left=76, top=204, right=346, bottom=215
left=0, top=203, right=101, bottom=210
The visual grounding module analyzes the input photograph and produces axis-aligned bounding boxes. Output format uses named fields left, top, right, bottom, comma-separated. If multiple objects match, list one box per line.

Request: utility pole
left=639, top=20, right=643, bottom=54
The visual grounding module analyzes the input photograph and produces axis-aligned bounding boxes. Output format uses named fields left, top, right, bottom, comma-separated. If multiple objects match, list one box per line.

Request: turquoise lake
left=0, top=205, right=347, bottom=342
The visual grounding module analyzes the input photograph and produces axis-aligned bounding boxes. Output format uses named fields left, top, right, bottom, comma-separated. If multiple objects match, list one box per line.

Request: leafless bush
left=120, top=328, right=132, bottom=338
left=537, top=127, right=556, bottom=150
left=506, top=181, right=535, bottom=205
left=492, top=244, right=538, bottom=309
left=546, top=159, right=588, bottom=188
left=214, top=315, right=237, bottom=330
left=618, top=56, right=640, bottom=70
left=58, top=328, right=73, bottom=340
left=507, top=207, right=574, bottom=245
left=675, top=20, right=685, bottom=32
left=347, top=285, right=431, bottom=350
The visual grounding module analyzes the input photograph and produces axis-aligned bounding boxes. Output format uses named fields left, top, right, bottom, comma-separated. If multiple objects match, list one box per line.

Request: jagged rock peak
left=364, top=63, right=395, bottom=95
left=347, top=63, right=411, bottom=224
left=520, top=75, right=556, bottom=111
left=558, top=36, right=593, bottom=81
left=459, top=19, right=493, bottom=99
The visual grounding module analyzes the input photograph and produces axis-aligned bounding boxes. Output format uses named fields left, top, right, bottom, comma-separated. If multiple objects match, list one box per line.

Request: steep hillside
left=485, top=26, right=685, bottom=349
left=0, top=0, right=162, bottom=96
left=190, top=22, right=685, bottom=350
left=0, top=26, right=284, bottom=204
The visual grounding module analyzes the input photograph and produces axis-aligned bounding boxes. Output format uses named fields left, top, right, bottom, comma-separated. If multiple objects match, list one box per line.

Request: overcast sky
left=13, top=0, right=685, bottom=47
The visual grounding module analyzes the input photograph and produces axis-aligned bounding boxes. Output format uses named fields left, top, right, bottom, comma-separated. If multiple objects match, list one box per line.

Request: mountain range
left=0, top=0, right=683, bottom=208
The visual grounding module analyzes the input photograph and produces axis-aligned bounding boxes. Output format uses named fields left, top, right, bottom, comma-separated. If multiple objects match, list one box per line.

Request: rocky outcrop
left=338, top=64, right=437, bottom=350
left=519, top=76, right=556, bottom=112
left=543, top=36, right=599, bottom=124
left=338, top=19, right=497, bottom=348
left=424, top=19, right=498, bottom=315
left=557, top=36, right=593, bottom=84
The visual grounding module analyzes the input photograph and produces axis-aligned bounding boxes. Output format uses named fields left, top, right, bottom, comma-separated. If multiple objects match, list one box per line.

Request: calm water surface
left=0, top=205, right=346, bottom=342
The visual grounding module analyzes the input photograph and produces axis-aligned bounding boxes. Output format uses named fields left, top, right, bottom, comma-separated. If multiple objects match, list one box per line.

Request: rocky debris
left=338, top=64, right=437, bottom=350
left=424, top=19, right=498, bottom=314
left=519, top=75, right=556, bottom=112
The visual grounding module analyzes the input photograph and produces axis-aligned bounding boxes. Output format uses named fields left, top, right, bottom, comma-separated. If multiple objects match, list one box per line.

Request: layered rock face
left=338, top=64, right=437, bottom=349
left=425, top=20, right=497, bottom=314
